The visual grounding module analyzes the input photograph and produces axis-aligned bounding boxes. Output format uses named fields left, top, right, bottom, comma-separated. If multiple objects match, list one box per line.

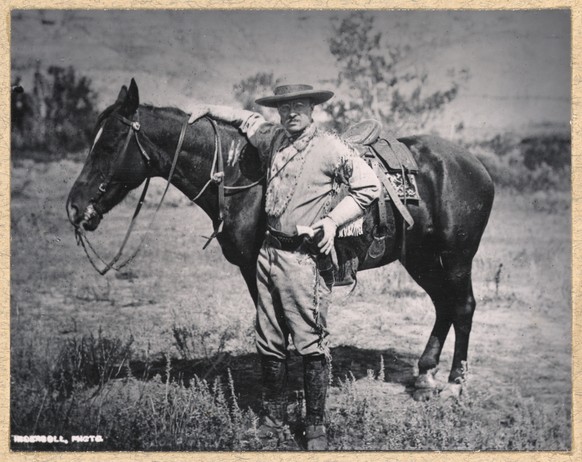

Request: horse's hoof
left=413, top=388, right=438, bottom=401
left=439, top=383, right=462, bottom=402
left=414, top=367, right=439, bottom=390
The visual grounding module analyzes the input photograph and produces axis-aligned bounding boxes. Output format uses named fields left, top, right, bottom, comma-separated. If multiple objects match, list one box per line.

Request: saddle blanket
left=365, top=151, right=420, bottom=203
left=382, top=168, right=419, bottom=202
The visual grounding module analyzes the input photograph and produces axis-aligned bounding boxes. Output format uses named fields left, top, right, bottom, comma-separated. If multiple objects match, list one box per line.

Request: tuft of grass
left=50, top=329, right=134, bottom=398
left=327, top=368, right=570, bottom=451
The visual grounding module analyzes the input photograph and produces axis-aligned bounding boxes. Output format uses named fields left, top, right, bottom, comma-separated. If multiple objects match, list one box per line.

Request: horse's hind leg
left=404, top=250, right=475, bottom=400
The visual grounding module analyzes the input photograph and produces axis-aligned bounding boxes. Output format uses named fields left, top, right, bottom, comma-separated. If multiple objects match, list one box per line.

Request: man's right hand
left=186, top=104, right=210, bottom=124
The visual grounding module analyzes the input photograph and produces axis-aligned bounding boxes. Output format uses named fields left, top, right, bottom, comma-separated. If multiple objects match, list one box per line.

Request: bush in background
left=469, top=133, right=570, bottom=193
left=11, top=64, right=99, bottom=159
left=521, top=134, right=570, bottom=171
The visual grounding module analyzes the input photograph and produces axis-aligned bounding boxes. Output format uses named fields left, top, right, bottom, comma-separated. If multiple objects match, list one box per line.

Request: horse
left=67, top=79, right=495, bottom=400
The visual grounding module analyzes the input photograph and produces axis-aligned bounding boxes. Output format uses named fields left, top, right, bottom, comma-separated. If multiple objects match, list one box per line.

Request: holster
left=306, top=229, right=337, bottom=288
left=265, top=227, right=336, bottom=288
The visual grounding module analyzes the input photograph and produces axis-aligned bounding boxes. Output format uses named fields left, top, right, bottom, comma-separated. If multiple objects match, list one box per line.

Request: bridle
left=74, top=110, right=262, bottom=275
left=74, top=110, right=187, bottom=275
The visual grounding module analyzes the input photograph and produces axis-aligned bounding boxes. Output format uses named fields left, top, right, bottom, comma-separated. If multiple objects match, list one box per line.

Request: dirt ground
left=10, top=158, right=572, bottom=448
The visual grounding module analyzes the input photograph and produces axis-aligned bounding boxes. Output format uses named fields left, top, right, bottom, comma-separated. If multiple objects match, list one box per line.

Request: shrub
left=11, top=64, right=99, bottom=158
left=12, top=348, right=262, bottom=450
left=521, top=134, right=570, bottom=171
left=11, top=328, right=570, bottom=451
left=171, top=309, right=254, bottom=361
left=469, top=133, right=570, bottom=192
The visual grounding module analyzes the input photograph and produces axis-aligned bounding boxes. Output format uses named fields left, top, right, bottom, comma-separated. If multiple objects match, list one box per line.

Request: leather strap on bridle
left=210, top=118, right=225, bottom=223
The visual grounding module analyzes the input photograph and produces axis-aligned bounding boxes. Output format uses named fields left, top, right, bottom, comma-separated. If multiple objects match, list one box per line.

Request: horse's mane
left=97, top=101, right=242, bottom=138
left=140, top=103, right=241, bottom=135
left=141, top=103, right=185, bottom=120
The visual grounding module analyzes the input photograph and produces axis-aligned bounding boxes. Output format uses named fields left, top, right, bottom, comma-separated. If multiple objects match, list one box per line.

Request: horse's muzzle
left=80, top=214, right=101, bottom=231
left=66, top=198, right=101, bottom=231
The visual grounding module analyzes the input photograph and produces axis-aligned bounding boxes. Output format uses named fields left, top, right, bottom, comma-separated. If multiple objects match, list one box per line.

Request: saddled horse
left=67, top=79, right=494, bottom=399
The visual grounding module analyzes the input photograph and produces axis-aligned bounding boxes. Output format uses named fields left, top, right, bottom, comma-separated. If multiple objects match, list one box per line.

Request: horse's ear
left=116, top=85, right=128, bottom=104
left=120, top=79, right=139, bottom=115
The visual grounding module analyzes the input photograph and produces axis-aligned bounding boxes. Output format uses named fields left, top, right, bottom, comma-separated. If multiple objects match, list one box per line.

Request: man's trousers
left=255, top=242, right=332, bottom=360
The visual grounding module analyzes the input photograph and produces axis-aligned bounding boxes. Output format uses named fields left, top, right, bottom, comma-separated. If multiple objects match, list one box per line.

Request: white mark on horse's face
left=90, top=125, right=104, bottom=153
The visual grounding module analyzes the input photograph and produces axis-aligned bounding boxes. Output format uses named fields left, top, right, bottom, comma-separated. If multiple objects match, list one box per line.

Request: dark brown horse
left=67, top=80, right=494, bottom=399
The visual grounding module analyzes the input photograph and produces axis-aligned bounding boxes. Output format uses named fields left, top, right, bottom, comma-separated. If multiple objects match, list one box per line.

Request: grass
left=10, top=159, right=572, bottom=450
left=11, top=338, right=262, bottom=451
left=328, top=370, right=569, bottom=450
left=10, top=332, right=570, bottom=451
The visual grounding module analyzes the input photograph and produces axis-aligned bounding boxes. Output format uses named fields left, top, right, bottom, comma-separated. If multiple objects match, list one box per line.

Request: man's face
left=277, top=98, right=313, bottom=134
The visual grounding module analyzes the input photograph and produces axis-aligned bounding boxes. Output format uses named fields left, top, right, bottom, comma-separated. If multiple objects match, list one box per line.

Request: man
left=187, top=84, right=380, bottom=450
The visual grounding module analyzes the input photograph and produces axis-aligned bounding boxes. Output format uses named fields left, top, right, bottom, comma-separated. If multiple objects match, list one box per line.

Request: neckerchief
left=265, top=123, right=317, bottom=218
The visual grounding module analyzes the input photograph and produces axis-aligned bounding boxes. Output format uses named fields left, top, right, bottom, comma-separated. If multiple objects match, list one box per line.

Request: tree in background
left=233, top=72, right=281, bottom=119
left=323, top=12, right=469, bottom=135
left=11, top=63, right=98, bottom=158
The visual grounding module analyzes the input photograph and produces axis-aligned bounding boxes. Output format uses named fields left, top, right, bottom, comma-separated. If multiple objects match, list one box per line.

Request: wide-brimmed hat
left=255, top=84, right=334, bottom=108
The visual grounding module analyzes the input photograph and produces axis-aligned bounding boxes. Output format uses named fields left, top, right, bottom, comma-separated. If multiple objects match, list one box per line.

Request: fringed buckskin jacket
left=241, top=114, right=380, bottom=236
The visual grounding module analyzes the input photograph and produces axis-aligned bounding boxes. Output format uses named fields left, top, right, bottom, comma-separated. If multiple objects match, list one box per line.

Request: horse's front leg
left=216, top=228, right=260, bottom=305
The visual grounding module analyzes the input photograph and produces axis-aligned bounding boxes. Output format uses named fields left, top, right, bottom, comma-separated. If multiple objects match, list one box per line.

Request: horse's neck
left=139, top=106, right=265, bottom=266
left=139, top=106, right=234, bottom=221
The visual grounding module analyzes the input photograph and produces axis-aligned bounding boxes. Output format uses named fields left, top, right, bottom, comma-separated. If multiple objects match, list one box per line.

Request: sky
left=12, top=9, right=571, bottom=137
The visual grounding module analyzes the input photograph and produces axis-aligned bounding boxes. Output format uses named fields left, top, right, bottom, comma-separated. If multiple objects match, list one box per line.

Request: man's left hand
left=311, top=217, right=338, bottom=255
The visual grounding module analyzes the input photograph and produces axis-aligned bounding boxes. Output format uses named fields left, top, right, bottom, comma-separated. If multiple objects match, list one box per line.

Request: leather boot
left=256, top=356, right=290, bottom=442
left=303, top=355, right=329, bottom=450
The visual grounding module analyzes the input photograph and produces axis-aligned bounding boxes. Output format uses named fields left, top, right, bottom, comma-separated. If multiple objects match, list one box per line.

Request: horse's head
left=67, top=79, right=149, bottom=231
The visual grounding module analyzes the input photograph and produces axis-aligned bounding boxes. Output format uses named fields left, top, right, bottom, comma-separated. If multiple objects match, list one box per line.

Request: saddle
left=333, top=120, right=420, bottom=286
